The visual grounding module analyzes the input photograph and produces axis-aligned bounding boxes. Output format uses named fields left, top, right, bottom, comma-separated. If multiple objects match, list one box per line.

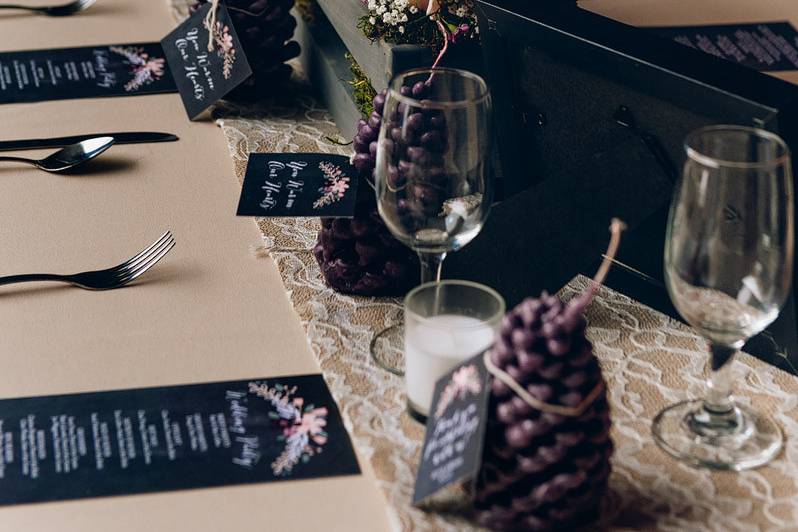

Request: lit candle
left=405, top=314, right=497, bottom=418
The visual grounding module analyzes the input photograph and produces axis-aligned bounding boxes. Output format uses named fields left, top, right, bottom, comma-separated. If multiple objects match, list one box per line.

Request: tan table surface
left=0, top=1, right=391, bottom=530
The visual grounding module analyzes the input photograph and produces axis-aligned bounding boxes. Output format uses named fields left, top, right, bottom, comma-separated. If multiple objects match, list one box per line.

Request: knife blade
left=0, top=132, right=179, bottom=151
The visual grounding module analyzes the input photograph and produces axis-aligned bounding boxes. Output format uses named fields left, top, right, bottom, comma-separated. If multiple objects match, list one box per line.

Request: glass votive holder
left=404, top=280, right=505, bottom=422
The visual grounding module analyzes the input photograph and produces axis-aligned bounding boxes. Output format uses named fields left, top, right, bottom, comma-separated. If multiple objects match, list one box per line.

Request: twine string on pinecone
left=203, top=0, right=269, bottom=52
left=190, top=0, right=299, bottom=100
left=483, top=350, right=605, bottom=417
left=204, top=0, right=220, bottom=52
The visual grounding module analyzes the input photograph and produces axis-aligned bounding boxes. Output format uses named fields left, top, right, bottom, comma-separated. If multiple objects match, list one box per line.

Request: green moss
left=347, top=52, right=377, bottom=118
left=358, top=12, right=440, bottom=49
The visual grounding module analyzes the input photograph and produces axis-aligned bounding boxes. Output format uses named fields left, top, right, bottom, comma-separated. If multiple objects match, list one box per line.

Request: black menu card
left=237, top=153, right=360, bottom=218
left=653, top=22, right=798, bottom=71
left=0, top=375, right=359, bottom=506
left=0, top=42, right=177, bottom=105
left=413, top=353, right=491, bottom=506
left=161, top=2, right=253, bottom=119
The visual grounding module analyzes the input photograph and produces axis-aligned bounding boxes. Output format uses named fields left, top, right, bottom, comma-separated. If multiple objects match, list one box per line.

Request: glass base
left=652, top=399, right=783, bottom=470
left=406, top=399, right=428, bottom=424
left=370, top=323, right=404, bottom=376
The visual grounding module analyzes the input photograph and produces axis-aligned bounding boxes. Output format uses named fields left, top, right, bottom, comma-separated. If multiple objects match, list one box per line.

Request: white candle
left=404, top=314, right=496, bottom=417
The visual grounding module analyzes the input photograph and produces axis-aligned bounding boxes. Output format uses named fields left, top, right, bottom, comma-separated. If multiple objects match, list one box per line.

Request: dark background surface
left=451, top=0, right=798, bottom=375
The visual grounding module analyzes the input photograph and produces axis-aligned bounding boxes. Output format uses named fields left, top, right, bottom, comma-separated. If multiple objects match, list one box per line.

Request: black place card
left=652, top=21, right=798, bottom=72
left=0, top=42, right=177, bottom=105
left=413, top=353, right=491, bottom=506
left=161, top=2, right=253, bottom=119
left=237, top=153, right=360, bottom=218
left=0, top=374, right=359, bottom=507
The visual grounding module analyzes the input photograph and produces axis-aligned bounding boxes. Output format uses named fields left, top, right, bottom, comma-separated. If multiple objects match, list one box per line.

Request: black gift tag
left=161, top=2, right=253, bottom=119
left=0, top=42, right=176, bottom=105
left=413, top=353, right=491, bottom=506
left=237, top=153, right=360, bottom=218
left=652, top=21, right=798, bottom=72
left=0, top=374, right=360, bottom=507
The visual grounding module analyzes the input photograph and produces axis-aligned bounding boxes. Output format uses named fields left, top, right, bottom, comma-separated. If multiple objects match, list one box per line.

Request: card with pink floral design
left=413, top=353, right=491, bottom=506
left=0, top=42, right=176, bottom=104
left=161, top=2, right=252, bottom=119
left=0, top=374, right=359, bottom=507
left=237, top=153, right=360, bottom=218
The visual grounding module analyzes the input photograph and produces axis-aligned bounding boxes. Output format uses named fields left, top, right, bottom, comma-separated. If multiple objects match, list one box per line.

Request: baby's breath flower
left=361, top=0, right=479, bottom=44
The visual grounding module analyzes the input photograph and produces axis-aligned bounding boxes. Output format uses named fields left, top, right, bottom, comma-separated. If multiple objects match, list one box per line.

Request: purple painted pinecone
left=190, top=0, right=300, bottom=100
left=314, top=89, right=419, bottom=296
left=313, top=187, right=418, bottom=296
left=474, top=293, right=613, bottom=531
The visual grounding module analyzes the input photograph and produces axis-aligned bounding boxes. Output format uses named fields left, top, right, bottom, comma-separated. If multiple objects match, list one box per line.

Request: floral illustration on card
left=109, top=46, right=167, bottom=92
left=249, top=381, right=329, bottom=476
left=313, top=162, right=351, bottom=209
left=205, top=20, right=237, bottom=79
left=434, top=364, right=482, bottom=419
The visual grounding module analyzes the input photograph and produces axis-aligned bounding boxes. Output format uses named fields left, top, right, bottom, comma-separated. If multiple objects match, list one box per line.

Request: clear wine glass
left=653, top=125, right=794, bottom=470
left=370, top=67, right=493, bottom=375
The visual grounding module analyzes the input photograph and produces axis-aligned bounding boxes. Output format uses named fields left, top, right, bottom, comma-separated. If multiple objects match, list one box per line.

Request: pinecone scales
left=190, top=0, right=300, bottom=100
left=314, top=89, right=419, bottom=296
left=313, top=185, right=418, bottom=296
left=475, top=293, right=613, bottom=531
left=351, top=89, right=388, bottom=186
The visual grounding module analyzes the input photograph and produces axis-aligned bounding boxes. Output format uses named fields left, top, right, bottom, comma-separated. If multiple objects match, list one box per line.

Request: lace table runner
left=168, top=4, right=798, bottom=529
left=213, top=97, right=798, bottom=532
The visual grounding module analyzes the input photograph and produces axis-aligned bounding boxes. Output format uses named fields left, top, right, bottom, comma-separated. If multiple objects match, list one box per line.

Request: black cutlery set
left=0, top=131, right=177, bottom=151
left=0, top=3, right=180, bottom=288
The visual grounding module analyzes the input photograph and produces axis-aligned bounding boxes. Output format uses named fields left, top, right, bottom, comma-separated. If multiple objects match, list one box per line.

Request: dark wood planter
left=295, top=1, right=483, bottom=137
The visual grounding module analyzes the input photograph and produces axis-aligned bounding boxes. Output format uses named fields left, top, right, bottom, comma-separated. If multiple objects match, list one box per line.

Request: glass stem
left=418, top=251, right=446, bottom=284
left=703, top=343, right=737, bottom=416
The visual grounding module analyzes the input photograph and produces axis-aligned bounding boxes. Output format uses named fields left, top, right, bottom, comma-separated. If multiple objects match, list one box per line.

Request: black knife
left=0, top=132, right=179, bottom=151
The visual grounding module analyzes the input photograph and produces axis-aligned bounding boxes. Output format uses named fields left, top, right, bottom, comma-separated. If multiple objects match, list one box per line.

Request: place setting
left=0, top=0, right=186, bottom=176
left=0, top=0, right=376, bottom=519
left=0, top=132, right=179, bottom=175
left=1, top=0, right=798, bottom=530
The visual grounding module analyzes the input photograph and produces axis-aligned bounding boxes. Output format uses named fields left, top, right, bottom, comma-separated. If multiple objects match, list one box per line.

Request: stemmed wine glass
left=370, top=67, right=493, bottom=375
left=653, top=125, right=794, bottom=470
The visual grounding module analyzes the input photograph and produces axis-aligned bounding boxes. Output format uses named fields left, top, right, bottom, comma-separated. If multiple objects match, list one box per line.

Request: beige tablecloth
left=0, top=1, right=391, bottom=530
left=1, top=0, right=796, bottom=530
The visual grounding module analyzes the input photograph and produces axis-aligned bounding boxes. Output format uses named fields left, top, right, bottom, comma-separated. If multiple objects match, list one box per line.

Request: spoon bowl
left=38, top=137, right=115, bottom=172
left=0, top=137, right=115, bottom=173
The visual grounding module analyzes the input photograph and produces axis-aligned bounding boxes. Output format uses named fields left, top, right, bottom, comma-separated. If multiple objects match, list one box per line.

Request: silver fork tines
left=112, top=231, right=176, bottom=285
left=0, top=231, right=176, bottom=291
